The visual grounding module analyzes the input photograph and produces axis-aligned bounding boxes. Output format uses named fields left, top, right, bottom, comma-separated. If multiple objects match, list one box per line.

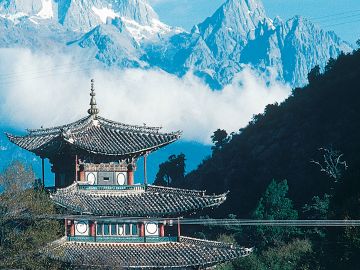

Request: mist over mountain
left=183, top=49, right=360, bottom=218
left=0, top=0, right=353, bottom=88
left=0, top=0, right=354, bottom=184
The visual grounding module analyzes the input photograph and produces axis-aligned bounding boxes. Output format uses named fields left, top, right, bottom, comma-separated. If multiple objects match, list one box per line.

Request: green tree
left=307, top=65, right=321, bottom=83
left=154, top=153, right=186, bottom=186
left=325, top=57, right=336, bottom=72
left=252, top=180, right=299, bottom=247
left=236, top=239, right=313, bottom=270
left=211, top=129, right=229, bottom=152
left=0, top=161, right=65, bottom=269
left=303, top=194, right=330, bottom=220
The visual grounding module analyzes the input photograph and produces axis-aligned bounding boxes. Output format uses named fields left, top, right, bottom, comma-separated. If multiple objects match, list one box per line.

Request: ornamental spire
left=88, top=79, right=99, bottom=117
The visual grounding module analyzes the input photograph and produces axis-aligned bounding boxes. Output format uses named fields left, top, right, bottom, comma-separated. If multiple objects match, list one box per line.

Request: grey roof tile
left=6, top=115, right=181, bottom=158
left=45, top=236, right=252, bottom=269
left=50, top=183, right=228, bottom=217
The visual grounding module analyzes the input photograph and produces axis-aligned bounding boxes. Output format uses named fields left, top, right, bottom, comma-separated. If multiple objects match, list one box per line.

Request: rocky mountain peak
left=0, top=0, right=160, bottom=31
left=221, top=0, right=266, bottom=18
left=198, top=0, right=266, bottom=36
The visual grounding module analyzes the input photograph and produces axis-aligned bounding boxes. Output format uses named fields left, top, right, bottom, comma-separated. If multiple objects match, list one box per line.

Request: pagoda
left=7, top=80, right=252, bottom=269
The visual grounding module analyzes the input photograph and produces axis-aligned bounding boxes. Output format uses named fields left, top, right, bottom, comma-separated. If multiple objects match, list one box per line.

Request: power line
left=313, top=13, right=360, bottom=23
left=0, top=59, right=97, bottom=79
left=310, top=9, right=360, bottom=21
left=323, top=18, right=360, bottom=28
left=0, top=67, right=95, bottom=87
left=9, top=214, right=360, bottom=227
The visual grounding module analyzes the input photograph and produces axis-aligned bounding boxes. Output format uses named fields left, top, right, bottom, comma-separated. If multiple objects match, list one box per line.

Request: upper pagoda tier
left=6, top=79, right=181, bottom=162
left=6, top=115, right=181, bottom=161
left=50, top=183, right=227, bottom=217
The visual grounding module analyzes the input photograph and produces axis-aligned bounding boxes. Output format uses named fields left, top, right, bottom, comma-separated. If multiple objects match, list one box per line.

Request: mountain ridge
left=0, top=0, right=354, bottom=89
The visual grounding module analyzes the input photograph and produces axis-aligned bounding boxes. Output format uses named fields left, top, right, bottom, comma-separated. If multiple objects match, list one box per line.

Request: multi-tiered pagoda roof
left=7, top=80, right=252, bottom=269
left=6, top=115, right=181, bottom=161
left=46, top=236, right=252, bottom=269
left=51, top=183, right=228, bottom=217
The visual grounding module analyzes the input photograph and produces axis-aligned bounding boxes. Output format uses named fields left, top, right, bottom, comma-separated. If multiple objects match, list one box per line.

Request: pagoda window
left=96, top=223, right=139, bottom=236
left=118, top=224, right=124, bottom=236
left=103, top=224, right=110, bottom=235
left=125, top=224, right=131, bottom=235
left=131, top=224, right=138, bottom=236
left=110, top=224, right=117, bottom=235
left=96, top=223, right=103, bottom=235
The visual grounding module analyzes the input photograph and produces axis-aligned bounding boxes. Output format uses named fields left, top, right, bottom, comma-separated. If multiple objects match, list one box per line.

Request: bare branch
left=311, top=147, right=347, bottom=182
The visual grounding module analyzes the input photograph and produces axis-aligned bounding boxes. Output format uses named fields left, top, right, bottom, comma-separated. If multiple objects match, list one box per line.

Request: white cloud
left=0, top=48, right=291, bottom=144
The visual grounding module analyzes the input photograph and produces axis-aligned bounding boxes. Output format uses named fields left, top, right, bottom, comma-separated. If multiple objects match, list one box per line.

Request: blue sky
left=150, top=0, right=360, bottom=44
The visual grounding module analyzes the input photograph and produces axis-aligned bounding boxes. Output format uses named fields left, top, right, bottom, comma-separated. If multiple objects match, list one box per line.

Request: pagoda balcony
left=67, top=236, right=178, bottom=243
left=77, top=183, right=146, bottom=191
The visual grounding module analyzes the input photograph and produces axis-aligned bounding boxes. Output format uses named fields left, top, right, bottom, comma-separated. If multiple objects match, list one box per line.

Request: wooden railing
left=77, top=184, right=146, bottom=191
left=68, top=236, right=178, bottom=243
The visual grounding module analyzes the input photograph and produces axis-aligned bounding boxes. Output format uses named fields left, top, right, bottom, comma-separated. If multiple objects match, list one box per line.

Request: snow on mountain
left=144, top=0, right=353, bottom=88
left=55, top=0, right=162, bottom=32
left=92, top=6, right=118, bottom=23
left=70, top=17, right=145, bottom=68
left=197, top=0, right=267, bottom=49
left=0, top=0, right=354, bottom=89
left=36, top=0, right=54, bottom=19
left=0, top=0, right=174, bottom=34
left=0, top=0, right=55, bottom=24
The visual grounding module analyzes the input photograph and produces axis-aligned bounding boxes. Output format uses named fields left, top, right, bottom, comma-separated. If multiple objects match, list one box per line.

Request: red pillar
left=79, top=170, right=85, bottom=182
left=90, top=221, right=96, bottom=236
left=127, top=165, right=134, bottom=186
left=139, top=223, right=145, bottom=237
left=70, top=221, right=75, bottom=237
left=159, top=223, right=165, bottom=237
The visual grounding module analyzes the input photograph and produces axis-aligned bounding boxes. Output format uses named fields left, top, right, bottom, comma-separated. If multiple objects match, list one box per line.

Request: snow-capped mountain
left=0, top=0, right=178, bottom=42
left=71, top=17, right=145, bottom=68
left=0, top=0, right=159, bottom=30
left=144, top=0, right=352, bottom=88
left=0, top=0, right=353, bottom=88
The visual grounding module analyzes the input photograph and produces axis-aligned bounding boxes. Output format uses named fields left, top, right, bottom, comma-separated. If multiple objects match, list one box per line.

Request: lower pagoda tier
left=45, top=236, right=252, bottom=269
left=50, top=183, right=228, bottom=217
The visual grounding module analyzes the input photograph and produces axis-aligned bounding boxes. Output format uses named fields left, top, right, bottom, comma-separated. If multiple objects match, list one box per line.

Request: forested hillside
left=183, top=49, right=360, bottom=218
left=154, top=49, right=360, bottom=269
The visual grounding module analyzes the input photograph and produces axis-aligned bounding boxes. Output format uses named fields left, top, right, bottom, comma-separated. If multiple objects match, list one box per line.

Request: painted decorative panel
left=98, top=172, right=114, bottom=185
left=85, top=172, right=97, bottom=185
left=74, top=220, right=89, bottom=236
left=116, top=172, right=127, bottom=185
left=145, top=222, right=159, bottom=236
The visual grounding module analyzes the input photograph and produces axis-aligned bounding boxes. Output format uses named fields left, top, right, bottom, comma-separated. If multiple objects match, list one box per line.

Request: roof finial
left=88, top=79, right=99, bottom=117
